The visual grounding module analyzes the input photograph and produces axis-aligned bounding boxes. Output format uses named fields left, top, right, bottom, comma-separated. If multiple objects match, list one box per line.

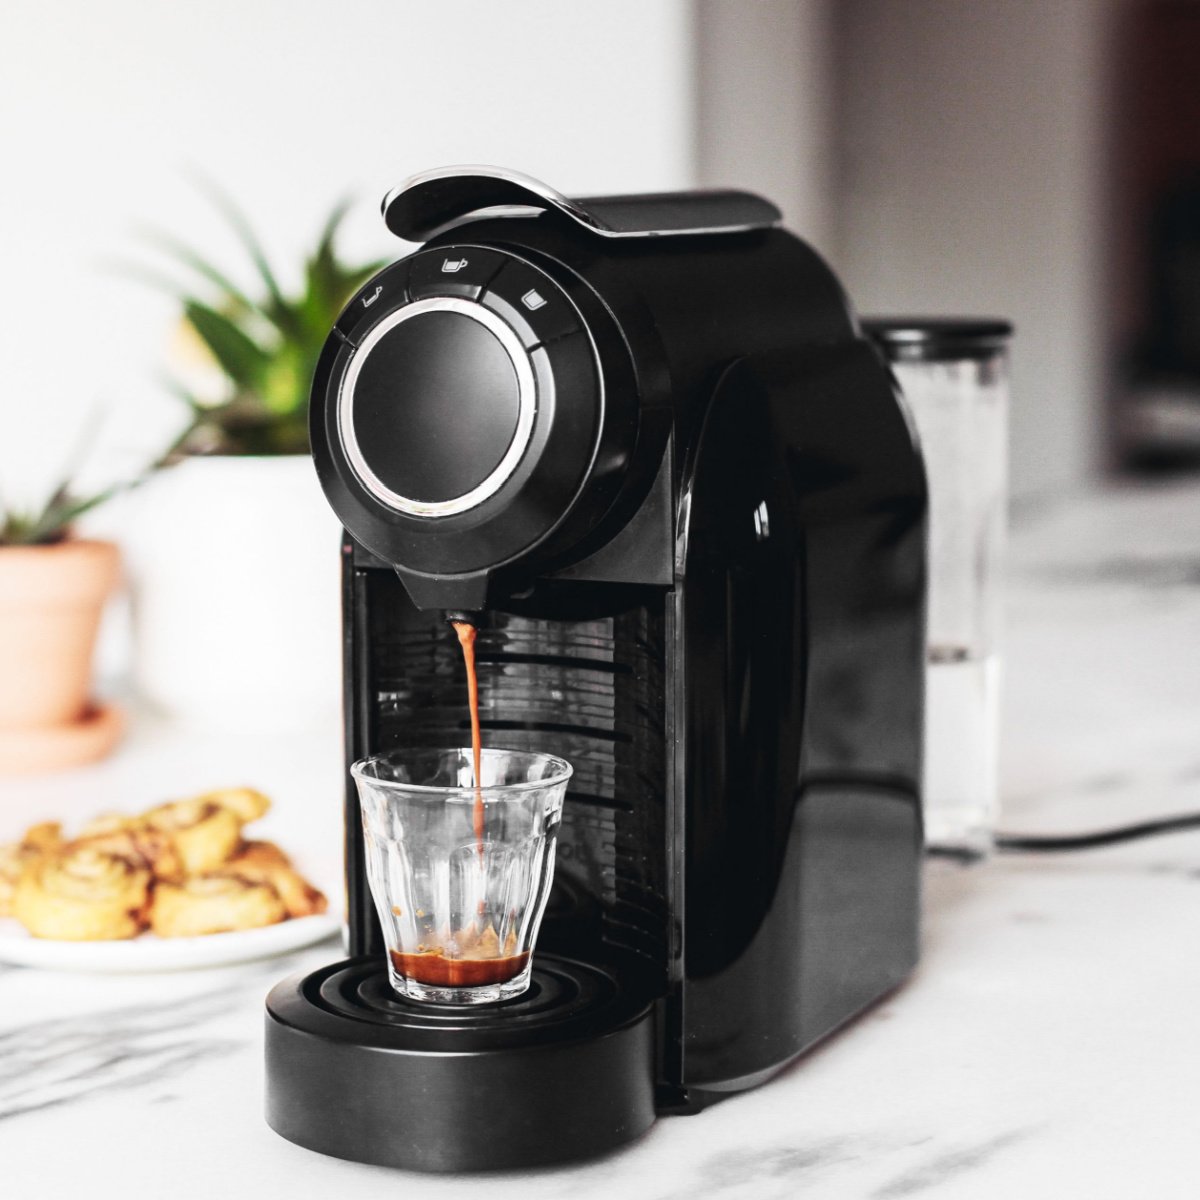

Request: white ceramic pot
left=123, top=456, right=343, bottom=732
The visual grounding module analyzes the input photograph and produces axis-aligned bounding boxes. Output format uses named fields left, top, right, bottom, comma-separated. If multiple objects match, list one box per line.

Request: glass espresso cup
left=351, top=747, right=571, bottom=1004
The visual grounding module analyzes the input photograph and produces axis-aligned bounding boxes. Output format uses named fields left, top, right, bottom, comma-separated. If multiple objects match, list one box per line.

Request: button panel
left=481, top=259, right=581, bottom=348
left=407, top=246, right=507, bottom=301
left=335, top=260, right=410, bottom=343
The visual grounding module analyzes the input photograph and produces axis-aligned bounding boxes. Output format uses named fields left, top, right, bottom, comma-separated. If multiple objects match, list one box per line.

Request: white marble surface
left=3, top=480, right=1200, bottom=1199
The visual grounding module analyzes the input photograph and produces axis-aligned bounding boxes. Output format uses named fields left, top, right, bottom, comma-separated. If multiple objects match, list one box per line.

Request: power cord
left=994, top=813, right=1200, bottom=852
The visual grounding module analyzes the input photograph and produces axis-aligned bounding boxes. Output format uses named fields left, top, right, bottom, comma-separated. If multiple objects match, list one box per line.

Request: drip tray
left=310, top=954, right=624, bottom=1048
left=265, top=954, right=656, bottom=1172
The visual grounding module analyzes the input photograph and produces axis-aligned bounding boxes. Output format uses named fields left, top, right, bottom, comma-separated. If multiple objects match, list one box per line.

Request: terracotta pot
left=0, top=539, right=120, bottom=728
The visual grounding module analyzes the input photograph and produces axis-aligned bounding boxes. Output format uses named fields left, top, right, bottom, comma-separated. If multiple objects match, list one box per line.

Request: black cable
left=994, top=812, right=1200, bottom=852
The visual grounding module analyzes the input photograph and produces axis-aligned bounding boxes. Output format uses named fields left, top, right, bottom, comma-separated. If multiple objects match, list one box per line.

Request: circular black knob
left=311, top=242, right=643, bottom=588
left=339, top=298, right=535, bottom=517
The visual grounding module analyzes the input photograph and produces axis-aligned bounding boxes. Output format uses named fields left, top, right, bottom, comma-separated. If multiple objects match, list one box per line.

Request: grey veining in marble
left=0, top=990, right=244, bottom=1122
left=870, top=1129, right=1037, bottom=1199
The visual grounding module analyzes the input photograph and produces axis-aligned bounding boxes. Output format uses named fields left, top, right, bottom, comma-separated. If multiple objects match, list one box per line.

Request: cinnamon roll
left=198, top=787, right=271, bottom=824
left=77, top=812, right=132, bottom=838
left=224, top=840, right=328, bottom=918
left=21, top=822, right=62, bottom=854
left=76, top=816, right=183, bottom=880
left=142, top=798, right=242, bottom=874
left=0, top=823, right=62, bottom=918
left=150, top=872, right=286, bottom=937
left=13, top=845, right=151, bottom=940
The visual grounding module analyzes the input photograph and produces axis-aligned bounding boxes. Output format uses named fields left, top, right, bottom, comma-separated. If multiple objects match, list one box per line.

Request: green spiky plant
left=139, top=187, right=388, bottom=456
left=0, top=414, right=187, bottom=546
left=0, top=484, right=121, bottom=546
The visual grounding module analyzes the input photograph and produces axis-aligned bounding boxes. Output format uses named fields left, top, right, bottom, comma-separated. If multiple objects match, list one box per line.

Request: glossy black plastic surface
left=676, top=348, right=925, bottom=1088
left=266, top=955, right=655, bottom=1171
left=406, top=245, right=506, bottom=300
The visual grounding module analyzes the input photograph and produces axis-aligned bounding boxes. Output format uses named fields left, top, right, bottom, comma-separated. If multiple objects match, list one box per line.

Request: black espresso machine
left=265, top=167, right=927, bottom=1171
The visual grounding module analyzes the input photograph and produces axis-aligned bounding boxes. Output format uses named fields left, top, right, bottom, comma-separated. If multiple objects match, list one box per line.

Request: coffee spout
left=443, top=609, right=484, bottom=629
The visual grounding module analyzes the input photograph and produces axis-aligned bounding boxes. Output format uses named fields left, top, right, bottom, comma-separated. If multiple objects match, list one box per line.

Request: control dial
left=314, top=243, right=624, bottom=584
left=338, top=298, right=536, bottom=517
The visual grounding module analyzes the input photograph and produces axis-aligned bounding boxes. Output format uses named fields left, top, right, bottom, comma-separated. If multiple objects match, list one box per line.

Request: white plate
left=0, top=913, right=341, bottom=973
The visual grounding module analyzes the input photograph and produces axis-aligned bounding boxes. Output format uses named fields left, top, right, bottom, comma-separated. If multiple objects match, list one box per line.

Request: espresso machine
left=265, top=167, right=927, bottom=1171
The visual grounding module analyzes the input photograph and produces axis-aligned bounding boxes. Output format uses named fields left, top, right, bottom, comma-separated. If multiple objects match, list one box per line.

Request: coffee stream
left=451, top=620, right=486, bottom=848
left=389, top=619, right=528, bottom=990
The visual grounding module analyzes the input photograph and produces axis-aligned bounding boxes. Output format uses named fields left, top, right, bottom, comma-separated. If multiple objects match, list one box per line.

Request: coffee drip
left=379, top=613, right=527, bottom=991
left=449, top=618, right=485, bottom=848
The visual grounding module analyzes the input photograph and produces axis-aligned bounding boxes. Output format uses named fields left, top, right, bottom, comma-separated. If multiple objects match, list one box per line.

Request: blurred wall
left=2, top=0, right=1122, bottom=509
left=0, top=0, right=695, bottom=499
left=833, top=0, right=1119, bottom=501
left=694, top=0, right=836, bottom=254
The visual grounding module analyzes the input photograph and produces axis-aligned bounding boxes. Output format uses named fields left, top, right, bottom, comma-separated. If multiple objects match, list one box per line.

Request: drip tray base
left=265, top=954, right=656, bottom=1172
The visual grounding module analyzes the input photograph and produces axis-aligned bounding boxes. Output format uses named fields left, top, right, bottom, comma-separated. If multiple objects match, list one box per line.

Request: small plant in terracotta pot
left=0, top=481, right=127, bottom=773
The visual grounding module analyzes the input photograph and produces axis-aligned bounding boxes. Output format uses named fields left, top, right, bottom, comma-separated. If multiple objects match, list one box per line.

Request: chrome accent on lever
left=383, top=165, right=781, bottom=243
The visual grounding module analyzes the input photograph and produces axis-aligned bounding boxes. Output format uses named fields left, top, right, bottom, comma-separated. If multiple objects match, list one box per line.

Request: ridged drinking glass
left=352, top=747, right=571, bottom=1003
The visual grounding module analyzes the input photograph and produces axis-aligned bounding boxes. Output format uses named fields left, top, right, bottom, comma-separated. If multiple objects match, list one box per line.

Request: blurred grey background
left=2, top=0, right=1194, bottom=503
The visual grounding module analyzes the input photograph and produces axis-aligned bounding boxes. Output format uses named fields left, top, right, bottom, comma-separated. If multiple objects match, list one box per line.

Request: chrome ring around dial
left=337, top=297, right=537, bottom=518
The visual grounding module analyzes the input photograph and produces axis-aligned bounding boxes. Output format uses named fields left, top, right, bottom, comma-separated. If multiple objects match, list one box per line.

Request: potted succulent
left=123, top=191, right=387, bottom=731
left=0, top=478, right=124, bottom=773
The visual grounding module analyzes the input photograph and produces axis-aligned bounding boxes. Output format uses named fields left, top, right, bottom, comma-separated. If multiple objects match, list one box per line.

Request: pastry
left=198, top=787, right=271, bottom=823
left=225, top=840, right=328, bottom=918
left=21, top=822, right=62, bottom=854
left=0, top=849, right=19, bottom=918
left=13, top=844, right=151, bottom=940
left=150, top=873, right=286, bottom=937
left=1, top=786, right=324, bottom=942
left=142, top=797, right=242, bottom=874
left=76, top=815, right=183, bottom=880
left=77, top=812, right=132, bottom=838
left=0, top=823, right=62, bottom=918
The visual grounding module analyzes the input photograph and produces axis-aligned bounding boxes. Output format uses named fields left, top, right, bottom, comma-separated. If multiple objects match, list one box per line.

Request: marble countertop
left=3, top=480, right=1200, bottom=1199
